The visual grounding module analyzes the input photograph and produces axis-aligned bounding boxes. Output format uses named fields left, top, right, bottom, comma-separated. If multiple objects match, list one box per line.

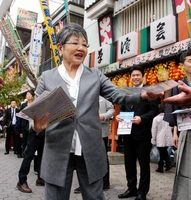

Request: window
left=70, top=14, right=84, bottom=27
left=69, top=0, right=85, bottom=6
left=120, top=0, right=173, bottom=35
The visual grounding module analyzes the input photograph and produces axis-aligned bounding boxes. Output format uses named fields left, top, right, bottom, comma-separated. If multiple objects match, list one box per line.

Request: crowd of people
left=0, top=23, right=191, bottom=200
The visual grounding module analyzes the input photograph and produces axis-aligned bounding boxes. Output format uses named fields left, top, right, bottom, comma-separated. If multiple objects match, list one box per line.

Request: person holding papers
left=116, top=66, right=158, bottom=200
left=30, top=23, right=162, bottom=200
left=16, top=91, right=45, bottom=193
left=163, top=50, right=191, bottom=200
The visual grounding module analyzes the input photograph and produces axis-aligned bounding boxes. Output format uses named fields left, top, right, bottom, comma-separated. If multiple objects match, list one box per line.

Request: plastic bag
left=150, top=145, right=160, bottom=163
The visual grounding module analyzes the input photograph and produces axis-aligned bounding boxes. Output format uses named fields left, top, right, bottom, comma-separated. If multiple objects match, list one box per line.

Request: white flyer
left=16, top=86, right=77, bottom=127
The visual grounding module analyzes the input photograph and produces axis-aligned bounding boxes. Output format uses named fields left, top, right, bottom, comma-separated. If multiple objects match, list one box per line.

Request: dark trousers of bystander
left=157, top=147, right=171, bottom=170
left=18, top=134, right=45, bottom=184
left=102, top=137, right=110, bottom=188
left=5, top=125, right=16, bottom=153
left=123, top=136, right=151, bottom=196
left=15, top=133, right=23, bottom=157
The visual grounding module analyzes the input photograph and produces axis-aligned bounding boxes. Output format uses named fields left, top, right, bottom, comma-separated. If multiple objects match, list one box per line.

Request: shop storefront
left=84, top=1, right=191, bottom=152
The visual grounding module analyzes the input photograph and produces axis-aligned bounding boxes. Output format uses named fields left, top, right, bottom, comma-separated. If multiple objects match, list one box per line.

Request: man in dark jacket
left=3, top=99, right=19, bottom=155
left=116, top=66, right=158, bottom=200
left=15, top=91, right=45, bottom=193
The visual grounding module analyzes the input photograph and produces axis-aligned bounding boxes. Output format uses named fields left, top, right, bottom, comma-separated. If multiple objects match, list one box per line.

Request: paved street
left=0, top=137, right=175, bottom=200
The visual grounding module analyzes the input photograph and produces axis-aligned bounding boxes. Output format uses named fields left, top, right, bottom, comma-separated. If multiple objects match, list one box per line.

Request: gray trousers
left=45, top=153, right=106, bottom=200
left=171, top=130, right=191, bottom=200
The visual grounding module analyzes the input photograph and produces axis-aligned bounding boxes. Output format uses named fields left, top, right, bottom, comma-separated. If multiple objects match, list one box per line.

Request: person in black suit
left=15, top=91, right=45, bottom=193
left=15, top=91, right=35, bottom=155
left=3, top=99, right=20, bottom=155
left=116, top=66, right=158, bottom=200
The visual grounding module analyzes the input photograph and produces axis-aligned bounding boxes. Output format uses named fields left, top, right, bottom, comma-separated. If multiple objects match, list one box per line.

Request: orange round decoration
left=110, top=60, right=186, bottom=87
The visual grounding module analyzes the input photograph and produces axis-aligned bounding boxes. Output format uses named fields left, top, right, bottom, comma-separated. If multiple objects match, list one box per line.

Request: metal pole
left=183, top=0, right=191, bottom=38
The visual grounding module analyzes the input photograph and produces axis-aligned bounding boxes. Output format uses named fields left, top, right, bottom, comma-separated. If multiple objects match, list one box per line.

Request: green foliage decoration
left=0, top=60, right=27, bottom=108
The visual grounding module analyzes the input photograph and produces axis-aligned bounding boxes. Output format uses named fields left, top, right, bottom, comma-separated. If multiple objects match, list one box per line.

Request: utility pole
left=63, top=0, right=70, bottom=23
left=183, top=0, right=191, bottom=39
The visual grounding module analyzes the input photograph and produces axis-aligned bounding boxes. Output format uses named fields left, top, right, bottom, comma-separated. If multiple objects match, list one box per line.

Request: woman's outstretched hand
left=141, top=91, right=164, bottom=100
left=164, top=80, right=191, bottom=107
left=32, top=112, right=50, bottom=133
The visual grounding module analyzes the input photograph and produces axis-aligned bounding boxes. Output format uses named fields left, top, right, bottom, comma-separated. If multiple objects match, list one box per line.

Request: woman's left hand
left=32, top=112, right=50, bottom=133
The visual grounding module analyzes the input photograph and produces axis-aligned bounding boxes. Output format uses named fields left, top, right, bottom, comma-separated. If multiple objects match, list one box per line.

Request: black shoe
left=36, top=179, right=45, bottom=186
left=165, top=166, right=172, bottom=171
left=4, top=152, right=9, bottom=155
left=103, top=184, right=110, bottom=191
left=74, top=187, right=81, bottom=194
left=135, top=194, right=146, bottom=200
left=17, top=153, right=23, bottom=158
left=118, top=189, right=137, bottom=198
left=14, top=151, right=18, bottom=155
left=155, top=168, right=164, bottom=173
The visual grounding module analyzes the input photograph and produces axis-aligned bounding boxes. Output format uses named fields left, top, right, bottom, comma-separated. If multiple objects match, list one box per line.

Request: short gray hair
left=56, top=23, right=88, bottom=45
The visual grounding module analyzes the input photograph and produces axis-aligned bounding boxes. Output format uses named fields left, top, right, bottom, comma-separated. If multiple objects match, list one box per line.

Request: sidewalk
left=0, top=137, right=175, bottom=200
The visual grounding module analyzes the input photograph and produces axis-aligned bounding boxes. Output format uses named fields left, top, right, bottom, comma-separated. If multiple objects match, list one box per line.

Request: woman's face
left=26, top=92, right=34, bottom=101
left=57, top=35, right=88, bottom=67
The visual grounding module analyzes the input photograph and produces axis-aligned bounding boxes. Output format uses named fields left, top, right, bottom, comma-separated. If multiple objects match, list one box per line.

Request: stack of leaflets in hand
left=172, top=108, right=191, bottom=131
left=117, top=112, right=134, bottom=135
left=16, top=86, right=77, bottom=127
left=115, top=79, right=178, bottom=95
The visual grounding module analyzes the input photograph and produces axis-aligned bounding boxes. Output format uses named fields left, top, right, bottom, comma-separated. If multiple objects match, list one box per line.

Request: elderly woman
left=31, top=23, right=161, bottom=200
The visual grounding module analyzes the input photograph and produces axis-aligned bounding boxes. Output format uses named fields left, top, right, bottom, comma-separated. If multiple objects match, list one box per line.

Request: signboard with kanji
left=150, top=14, right=176, bottom=49
left=94, top=45, right=110, bottom=68
left=118, top=31, right=138, bottom=60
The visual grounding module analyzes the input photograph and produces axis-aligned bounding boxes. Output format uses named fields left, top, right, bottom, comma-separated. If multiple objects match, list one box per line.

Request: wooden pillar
left=109, top=104, right=119, bottom=152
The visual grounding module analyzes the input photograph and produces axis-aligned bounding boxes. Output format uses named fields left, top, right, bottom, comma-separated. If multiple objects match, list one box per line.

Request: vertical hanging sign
left=0, top=18, right=37, bottom=87
left=29, top=23, right=43, bottom=77
left=98, top=13, right=113, bottom=46
left=39, top=0, right=60, bottom=67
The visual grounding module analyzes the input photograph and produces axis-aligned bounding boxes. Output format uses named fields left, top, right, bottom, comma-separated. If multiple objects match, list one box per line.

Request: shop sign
left=150, top=14, right=176, bottom=49
left=98, top=13, right=113, bottom=45
left=29, top=24, right=43, bottom=77
left=121, top=38, right=190, bottom=68
left=16, top=7, right=38, bottom=30
left=0, top=18, right=37, bottom=86
left=174, top=0, right=191, bottom=13
left=99, top=62, right=120, bottom=74
left=118, top=31, right=138, bottom=60
left=94, top=45, right=110, bottom=68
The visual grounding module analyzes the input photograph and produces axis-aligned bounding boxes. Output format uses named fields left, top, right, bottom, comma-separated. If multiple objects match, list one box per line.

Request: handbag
left=150, top=145, right=160, bottom=164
